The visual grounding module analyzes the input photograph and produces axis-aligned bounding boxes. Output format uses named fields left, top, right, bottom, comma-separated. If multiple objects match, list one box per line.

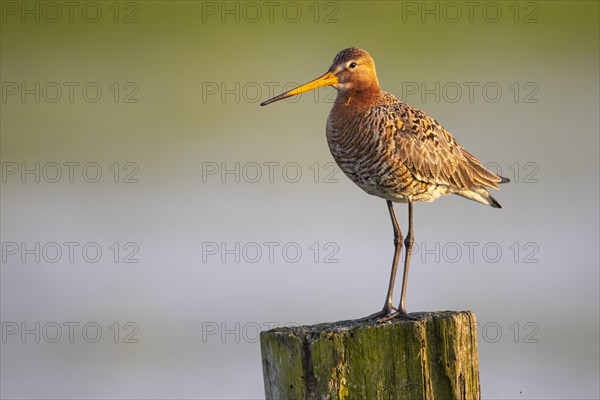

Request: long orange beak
left=260, top=71, right=338, bottom=106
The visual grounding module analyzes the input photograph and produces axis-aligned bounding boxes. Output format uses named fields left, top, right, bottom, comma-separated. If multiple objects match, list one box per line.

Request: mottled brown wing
left=389, top=103, right=502, bottom=190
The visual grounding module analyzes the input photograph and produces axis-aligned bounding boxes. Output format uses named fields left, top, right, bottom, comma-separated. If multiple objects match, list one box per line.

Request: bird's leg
left=398, top=202, right=414, bottom=315
left=384, top=200, right=402, bottom=313
left=357, top=201, right=402, bottom=322
left=376, top=203, right=419, bottom=322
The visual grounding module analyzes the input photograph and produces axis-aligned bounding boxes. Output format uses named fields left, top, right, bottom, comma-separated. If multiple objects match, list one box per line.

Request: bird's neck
left=328, top=86, right=383, bottom=141
left=334, top=85, right=383, bottom=110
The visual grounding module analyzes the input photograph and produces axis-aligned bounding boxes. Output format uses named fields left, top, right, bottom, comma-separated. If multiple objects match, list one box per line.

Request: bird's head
left=260, top=48, right=380, bottom=106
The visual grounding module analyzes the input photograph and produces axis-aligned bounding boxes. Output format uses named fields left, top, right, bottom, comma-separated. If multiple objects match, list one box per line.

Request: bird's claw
left=355, top=308, right=395, bottom=323
left=377, top=310, right=419, bottom=322
left=356, top=306, right=419, bottom=323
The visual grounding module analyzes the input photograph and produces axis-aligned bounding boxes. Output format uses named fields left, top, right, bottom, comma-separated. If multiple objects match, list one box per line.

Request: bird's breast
left=326, top=107, right=420, bottom=201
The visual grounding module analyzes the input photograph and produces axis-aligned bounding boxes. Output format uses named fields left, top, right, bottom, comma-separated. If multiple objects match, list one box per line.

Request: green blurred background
left=1, top=1, right=598, bottom=398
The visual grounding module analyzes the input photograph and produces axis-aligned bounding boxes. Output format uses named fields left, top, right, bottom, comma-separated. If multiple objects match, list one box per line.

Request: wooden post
left=260, top=311, right=480, bottom=400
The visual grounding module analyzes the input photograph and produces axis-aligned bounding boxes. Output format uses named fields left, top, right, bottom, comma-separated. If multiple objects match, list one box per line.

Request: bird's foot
left=377, top=310, right=420, bottom=322
left=357, top=305, right=421, bottom=323
left=356, top=305, right=398, bottom=323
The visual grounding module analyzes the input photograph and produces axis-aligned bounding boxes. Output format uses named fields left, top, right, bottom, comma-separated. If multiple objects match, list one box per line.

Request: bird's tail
left=457, top=187, right=503, bottom=208
left=459, top=149, right=509, bottom=207
left=461, top=149, right=510, bottom=189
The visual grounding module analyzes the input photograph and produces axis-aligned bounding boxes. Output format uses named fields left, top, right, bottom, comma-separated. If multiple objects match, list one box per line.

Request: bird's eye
left=349, top=62, right=357, bottom=69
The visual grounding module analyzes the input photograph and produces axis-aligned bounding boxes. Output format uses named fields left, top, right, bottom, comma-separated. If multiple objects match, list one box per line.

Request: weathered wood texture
left=260, top=311, right=480, bottom=400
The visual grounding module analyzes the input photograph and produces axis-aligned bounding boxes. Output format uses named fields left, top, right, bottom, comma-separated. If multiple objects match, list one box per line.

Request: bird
left=260, top=48, right=508, bottom=322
